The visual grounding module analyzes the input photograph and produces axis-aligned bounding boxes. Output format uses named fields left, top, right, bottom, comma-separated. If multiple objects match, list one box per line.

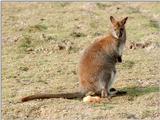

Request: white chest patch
left=118, top=43, right=125, bottom=56
left=112, top=30, right=118, bottom=39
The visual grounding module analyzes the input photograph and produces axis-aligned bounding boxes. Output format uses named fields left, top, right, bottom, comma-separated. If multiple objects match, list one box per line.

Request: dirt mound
left=128, top=41, right=160, bottom=51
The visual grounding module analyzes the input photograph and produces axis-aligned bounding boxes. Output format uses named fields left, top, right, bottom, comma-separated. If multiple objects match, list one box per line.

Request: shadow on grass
left=78, top=86, right=159, bottom=101
left=121, top=86, right=159, bottom=97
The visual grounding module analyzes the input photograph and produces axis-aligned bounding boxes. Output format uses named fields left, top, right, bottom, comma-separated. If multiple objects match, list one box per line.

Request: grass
left=96, top=3, right=111, bottom=10
left=42, top=34, right=57, bottom=42
left=127, top=7, right=140, bottom=14
left=70, top=31, right=86, bottom=38
left=92, top=103, right=114, bottom=110
left=141, top=110, right=154, bottom=119
left=18, top=34, right=33, bottom=53
left=121, top=60, right=135, bottom=69
left=19, top=66, right=29, bottom=72
left=122, top=86, right=159, bottom=97
left=28, top=24, right=48, bottom=32
left=58, top=2, right=70, bottom=7
left=2, top=2, right=160, bottom=120
left=149, top=20, right=160, bottom=29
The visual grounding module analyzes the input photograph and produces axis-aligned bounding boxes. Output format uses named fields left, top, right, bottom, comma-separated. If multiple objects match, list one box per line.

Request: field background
left=2, top=2, right=160, bottom=120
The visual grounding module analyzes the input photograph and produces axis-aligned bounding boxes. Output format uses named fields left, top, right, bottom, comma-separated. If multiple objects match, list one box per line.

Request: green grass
left=122, top=86, right=159, bottom=97
left=96, top=3, right=111, bottom=10
left=121, top=60, right=135, bottom=69
left=149, top=20, right=160, bottom=29
left=18, top=34, right=33, bottom=53
left=70, top=31, right=86, bottom=38
left=127, top=7, right=140, bottom=14
left=19, top=66, right=29, bottom=71
left=141, top=110, right=154, bottom=119
left=27, top=24, right=48, bottom=32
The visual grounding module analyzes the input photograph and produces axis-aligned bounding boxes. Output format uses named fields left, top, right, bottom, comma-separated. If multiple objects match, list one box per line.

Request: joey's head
left=110, top=16, right=128, bottom=39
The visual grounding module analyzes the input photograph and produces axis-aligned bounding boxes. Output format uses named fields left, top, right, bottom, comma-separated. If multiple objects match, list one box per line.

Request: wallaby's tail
left=21, top=92, right=84, bottom=102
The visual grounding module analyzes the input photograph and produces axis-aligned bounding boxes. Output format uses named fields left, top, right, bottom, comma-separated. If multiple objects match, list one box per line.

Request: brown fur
left=21, top=16, right=128, bottom=102
left=21, top=92, right=83, bottom=102
left=79, top=16, right=128, bottom=98
left=79, top=35, right=119, bottom=95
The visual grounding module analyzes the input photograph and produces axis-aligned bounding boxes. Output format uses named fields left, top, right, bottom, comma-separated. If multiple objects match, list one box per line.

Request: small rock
left=54, top=44, right=65, bottom=50
left=26, top=48, right=34, bottom=52
left=127, top=114, right=137, bottom=119
left=19, top=66, right=29, bottom=71
left=71, top=70, right=76, bottom=75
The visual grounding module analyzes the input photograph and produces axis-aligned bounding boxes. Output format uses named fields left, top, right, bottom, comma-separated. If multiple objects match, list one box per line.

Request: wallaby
left=21, top=16, right=128, bottom=102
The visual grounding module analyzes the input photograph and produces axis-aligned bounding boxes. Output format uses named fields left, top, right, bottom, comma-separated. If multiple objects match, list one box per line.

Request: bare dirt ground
left=2, top=2, right=160, bottom=120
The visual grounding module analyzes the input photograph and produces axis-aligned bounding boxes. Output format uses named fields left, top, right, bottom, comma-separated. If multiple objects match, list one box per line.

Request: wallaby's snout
left=110, top=16, right=128, bottom=39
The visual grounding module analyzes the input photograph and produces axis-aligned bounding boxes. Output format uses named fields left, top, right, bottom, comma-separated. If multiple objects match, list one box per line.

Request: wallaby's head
left=110, top=16, right=128, bottom=39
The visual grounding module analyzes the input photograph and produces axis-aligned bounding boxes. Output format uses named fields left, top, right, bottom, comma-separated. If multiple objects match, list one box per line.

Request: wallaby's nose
left=119, top=29, right=123, bottom=38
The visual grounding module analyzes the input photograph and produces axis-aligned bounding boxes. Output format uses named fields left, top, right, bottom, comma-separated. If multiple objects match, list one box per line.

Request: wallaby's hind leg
left=101, top=88, right=108, bottom=98
left=99, top=69, right=117, bottom=99
left=99, top=71, right=111, bottom=99
left=108, top=70, right=118, bottom=97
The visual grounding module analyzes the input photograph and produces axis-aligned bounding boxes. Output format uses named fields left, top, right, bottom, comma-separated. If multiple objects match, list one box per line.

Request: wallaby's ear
left=110, top=16, right=116, bottom=24
left=121, top=17, right=128, bottom=25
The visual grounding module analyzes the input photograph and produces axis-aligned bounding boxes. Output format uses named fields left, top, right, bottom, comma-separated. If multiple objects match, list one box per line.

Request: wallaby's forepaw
left=109, top=88, right=118, bottom=97
left=117, top=56, right=122, bottom=63
left=109, top=88, right=127, bottom=96
left=110, top=88, right=117, bottom=92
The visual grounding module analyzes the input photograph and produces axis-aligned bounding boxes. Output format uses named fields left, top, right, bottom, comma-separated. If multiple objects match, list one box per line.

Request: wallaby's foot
left=109, top=88, right=127, bottom=96
left=101, top=89, right=108, bottom=98
left=101, top=88, right=117, bottom=102
left=101, top=89, right=112, bottom=102
left=109, top=88, right=118, bottom=97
